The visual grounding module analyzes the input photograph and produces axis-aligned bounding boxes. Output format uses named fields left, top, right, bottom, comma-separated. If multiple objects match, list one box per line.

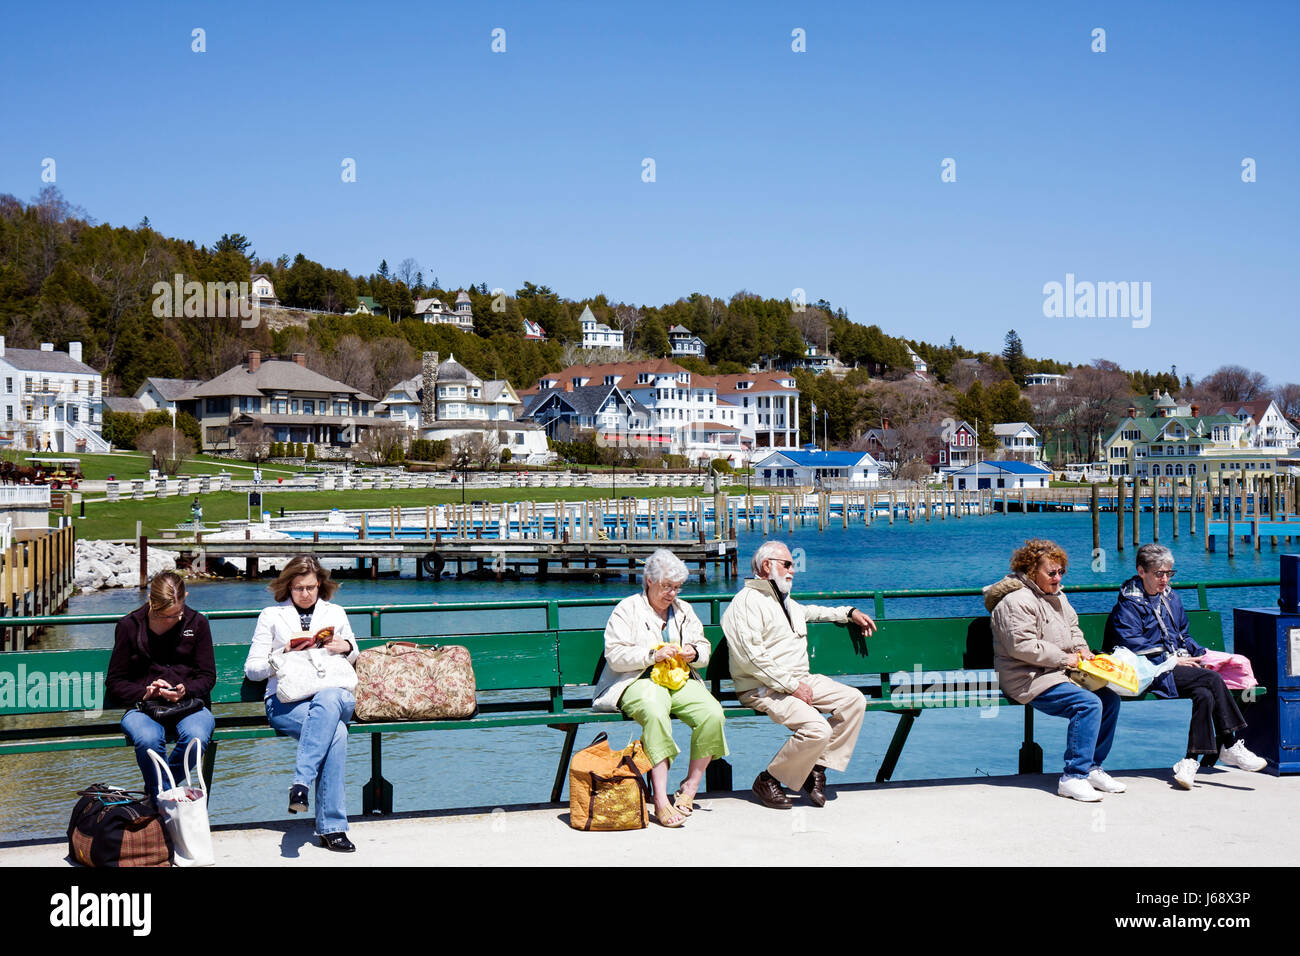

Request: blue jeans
left=265, top=688, right=355, bottom=835
left=1029, top=682, right=1121, bottom=779
left=121, top=706, right=215, bottom=796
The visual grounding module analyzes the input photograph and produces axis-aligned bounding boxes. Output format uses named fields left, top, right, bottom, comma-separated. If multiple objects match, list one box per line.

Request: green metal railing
left=0, top=578, right=1281, bottom=639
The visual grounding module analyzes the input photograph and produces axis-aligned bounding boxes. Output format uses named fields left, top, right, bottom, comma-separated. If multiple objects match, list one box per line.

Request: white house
left=250, top=274, right=278, bottom=309
left=949, top=460, right=1052, bottom=490
left=907, top=346, right=928, bottom=374
left=0, top=338, right=106, bottom=452
left=1213, top=399, right=1300, bottom=451
left=413, top=292, right=474, bottom=332
left=1025, top=372, right=1068, bottom=388
left=993, top=422, right=1042, bottom=462
left=523, top=318, right=547, bottom=341
left=668, top=325, right=706, bottom=358
left=579, top=305, right=624, bottom=351
left=752, top=449, right=881, bottom=487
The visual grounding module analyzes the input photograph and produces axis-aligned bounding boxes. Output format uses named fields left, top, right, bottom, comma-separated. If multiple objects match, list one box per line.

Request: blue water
left=2, top=509, right=1293, bottom=841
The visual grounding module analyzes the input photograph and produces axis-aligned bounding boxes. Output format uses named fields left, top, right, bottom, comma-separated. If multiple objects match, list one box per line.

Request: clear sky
left=3, top=0, right=1297, bottom=385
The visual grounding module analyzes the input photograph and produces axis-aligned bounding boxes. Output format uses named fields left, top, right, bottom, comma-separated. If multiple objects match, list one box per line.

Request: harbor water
left=2, top=509, right=1292, bottom=841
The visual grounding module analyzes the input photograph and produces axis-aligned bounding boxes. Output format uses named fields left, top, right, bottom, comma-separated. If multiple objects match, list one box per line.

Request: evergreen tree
left=378, top=259, right=389, bottom=278
left=1002, top=329, right=1027, bottom=384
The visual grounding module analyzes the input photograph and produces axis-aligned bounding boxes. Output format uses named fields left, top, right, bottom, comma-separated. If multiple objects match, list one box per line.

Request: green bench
left=0, top=606, right=1264, bottom=813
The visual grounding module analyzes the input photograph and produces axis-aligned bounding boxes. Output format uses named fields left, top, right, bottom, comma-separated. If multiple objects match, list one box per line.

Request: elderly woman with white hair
left=593, top=548, right=727, bottom=827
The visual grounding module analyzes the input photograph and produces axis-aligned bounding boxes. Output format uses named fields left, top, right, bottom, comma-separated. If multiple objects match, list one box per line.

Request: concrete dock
left=5, top=767, right=1295, bottom=866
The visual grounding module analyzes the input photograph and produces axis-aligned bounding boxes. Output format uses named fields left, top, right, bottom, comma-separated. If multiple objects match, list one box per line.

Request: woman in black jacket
left=107, top=571, right=216, bottom=796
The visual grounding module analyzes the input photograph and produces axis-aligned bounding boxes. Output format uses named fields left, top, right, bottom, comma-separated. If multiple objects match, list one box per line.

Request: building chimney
left=41, top=342, right=54, bottom=352
left=69, top=341, right=83, bottom=364
left=247, top=350, right=261, bottom=372
left=1128, top=406, right=1137, bottom=418
left=882, top=417, right=891, bottom=430
left=1191, top=404, right=1199, bottom=418
left=420, top=351, right=439, bottom=424
left=292, top=353, right=306, bottom=367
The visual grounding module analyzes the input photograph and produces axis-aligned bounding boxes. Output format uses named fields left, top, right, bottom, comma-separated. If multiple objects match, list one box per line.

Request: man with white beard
left=722, top=540, right=877, bottom=809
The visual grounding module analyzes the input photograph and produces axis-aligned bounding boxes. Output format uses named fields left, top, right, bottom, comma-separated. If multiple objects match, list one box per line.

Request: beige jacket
left=988, top=573, right=1088, bottom=704
left=721, top=578, right=855, bottom=695
left=592, top=593, right=711, bottom=712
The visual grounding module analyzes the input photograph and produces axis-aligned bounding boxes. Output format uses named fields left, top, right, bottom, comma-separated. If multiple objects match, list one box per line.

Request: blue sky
left=3, top=0, right=1296, bottom=384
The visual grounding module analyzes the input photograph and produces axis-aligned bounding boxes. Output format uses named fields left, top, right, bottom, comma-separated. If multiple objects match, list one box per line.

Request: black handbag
left=68, top=786, right=172, bottom=867
left=135, top=696, right=204, bottom=725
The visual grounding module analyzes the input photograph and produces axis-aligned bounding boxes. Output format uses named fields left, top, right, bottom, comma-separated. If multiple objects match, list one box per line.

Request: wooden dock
left=0, top=526, right=76, bottom=650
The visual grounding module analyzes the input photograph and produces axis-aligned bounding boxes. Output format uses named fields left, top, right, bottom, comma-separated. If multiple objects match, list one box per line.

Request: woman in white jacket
left=593, top=550, right=727, bottom=827
left=244, top=555, right=360, bottom=852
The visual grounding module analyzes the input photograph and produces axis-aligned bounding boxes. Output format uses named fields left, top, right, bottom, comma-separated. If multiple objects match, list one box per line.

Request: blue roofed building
left=948, top=459, right=1052, bottom=490
left=752, top=447, right=881, bottom=487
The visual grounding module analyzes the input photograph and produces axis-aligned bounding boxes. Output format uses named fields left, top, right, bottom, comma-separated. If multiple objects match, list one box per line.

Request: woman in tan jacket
left=988, top=539, right=1123, bottom=802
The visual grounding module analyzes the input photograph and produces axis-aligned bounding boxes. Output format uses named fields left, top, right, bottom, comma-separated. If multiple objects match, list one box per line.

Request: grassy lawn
left=10, top=451, right=300, bottom=480
left=66, top=485, right=739, bottom=540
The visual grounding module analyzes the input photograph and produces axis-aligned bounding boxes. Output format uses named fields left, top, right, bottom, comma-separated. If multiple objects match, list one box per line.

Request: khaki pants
left=738, top=674, right=866, bottom=791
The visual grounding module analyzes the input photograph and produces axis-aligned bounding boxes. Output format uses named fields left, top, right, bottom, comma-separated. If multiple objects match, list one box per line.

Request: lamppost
left=169, top=403, right=176, bottom=470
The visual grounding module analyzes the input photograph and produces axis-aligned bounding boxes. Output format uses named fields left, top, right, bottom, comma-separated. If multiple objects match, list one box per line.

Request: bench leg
left=550, top=724, right=579, bottom=803
left=201, top=739, right=218, bottom=795
left=705, top=757, right=733, bottom=792
left=362, top=734, right=394, bottom=815
left=877, top=709, right=919, bottom=783
left=1018, top=706, right=1043, bottom=775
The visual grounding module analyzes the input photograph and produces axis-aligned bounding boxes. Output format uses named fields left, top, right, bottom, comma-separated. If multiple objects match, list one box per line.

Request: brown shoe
left=802, top=766, right=827, bottom=808
left=752, top=771, right=792, bottom=810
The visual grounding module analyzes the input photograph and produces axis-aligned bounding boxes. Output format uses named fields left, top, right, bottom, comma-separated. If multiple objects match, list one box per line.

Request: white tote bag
left=271, top=647, right=358, bottom=704
left=148, top=739, right=214, bottom=867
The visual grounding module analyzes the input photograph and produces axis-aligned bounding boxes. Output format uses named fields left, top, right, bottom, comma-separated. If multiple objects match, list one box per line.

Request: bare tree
left=1198, top=365, right=1269, bottom=404
left=475, top=431, right=504, bottom=469
left=791, top=306, right=830, bottom=351
left=396, top=258, right=420, bottom=289
left=612, top=305, right=643, bottom=340
left=354, top=422, right=407, bottom=464
left=135, top=427, right=195, bottom=476
left=1062, top=363, right=1131, bottom=462
left=1274, top=383, right=1300, bottom=420
left=233, top=422, right=272, bottom=461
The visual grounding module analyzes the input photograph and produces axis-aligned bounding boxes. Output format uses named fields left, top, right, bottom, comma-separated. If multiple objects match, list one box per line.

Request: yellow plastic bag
left=650, top=643, right=690, bottom=691
left=1075, top=653, right=1140, bottom=695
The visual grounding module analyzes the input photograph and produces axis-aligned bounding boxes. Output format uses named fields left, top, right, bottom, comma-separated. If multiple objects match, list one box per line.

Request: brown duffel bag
left=67, top=785, right=172, bottom=867
left=568, top=732, right=654, bottom=831
left=353, top=641, right=477, bottom=721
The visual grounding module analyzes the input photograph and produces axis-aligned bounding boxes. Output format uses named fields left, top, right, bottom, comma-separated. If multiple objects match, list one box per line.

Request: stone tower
left=421, top=351, right=439, bottom=425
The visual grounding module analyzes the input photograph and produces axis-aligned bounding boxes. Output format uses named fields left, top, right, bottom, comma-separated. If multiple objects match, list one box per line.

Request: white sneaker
left=1218, top=739, right=1268, bottom=772
left=1058, top=776, right=1102, bottom=802
left=1087, top=768, right=1127, bottom=793
left=1173, top=758, right=1198, bottom=789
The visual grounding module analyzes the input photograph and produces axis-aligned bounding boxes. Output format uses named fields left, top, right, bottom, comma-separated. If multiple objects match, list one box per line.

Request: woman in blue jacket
left=1106, top=544, right=1266, bottom=788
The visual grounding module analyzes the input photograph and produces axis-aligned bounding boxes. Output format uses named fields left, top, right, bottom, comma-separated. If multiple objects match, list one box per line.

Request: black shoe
left=802, top=766, right=828, bottom=807
left=752, top=771, right=792, bottom=810
left=318, top=832, right=356, bottom=853
left=288, top=784, right=309, bottom=814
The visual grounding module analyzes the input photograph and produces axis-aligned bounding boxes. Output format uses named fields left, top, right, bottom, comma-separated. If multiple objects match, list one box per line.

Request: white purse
left=147, top=739, right=214, bottom=867
left=271, top=646, right=358, bottom=703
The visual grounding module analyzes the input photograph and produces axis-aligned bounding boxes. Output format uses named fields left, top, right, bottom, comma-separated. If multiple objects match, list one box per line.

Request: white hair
left=751, top=540, right=789, bottom=578
left=643, top=549, right=689, bottom=587
left=1137, top=543, right=1174, bottom=571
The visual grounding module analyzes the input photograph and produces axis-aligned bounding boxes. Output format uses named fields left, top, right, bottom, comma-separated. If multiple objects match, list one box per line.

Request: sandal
left=672, top=788, right=695, bottom=817
left=653, top=802, right=686, bottom=828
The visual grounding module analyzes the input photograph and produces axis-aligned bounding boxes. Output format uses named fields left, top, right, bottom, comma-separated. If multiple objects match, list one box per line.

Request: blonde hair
left=1009, top=539, right=1069, bottom=575
left=270, top=554, right=338, bottom=603
left=148, top=571, right=186, bottom=611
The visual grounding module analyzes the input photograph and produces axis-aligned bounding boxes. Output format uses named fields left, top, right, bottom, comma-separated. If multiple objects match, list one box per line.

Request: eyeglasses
left=291, top=584, right=319, bottom=594
left=1150, top=569, right=1177, bottom=579
left=654, top=582, right=683, bottom=593
left=769, top=560, right=794, bottom=570
left=1043, top=568, right=1066, bottom=578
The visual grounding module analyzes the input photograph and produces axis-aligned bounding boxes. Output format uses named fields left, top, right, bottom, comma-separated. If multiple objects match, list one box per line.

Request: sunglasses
left=769, top=559, right=794, bottom=570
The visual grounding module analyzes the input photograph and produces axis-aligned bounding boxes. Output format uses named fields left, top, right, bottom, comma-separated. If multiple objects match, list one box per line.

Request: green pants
left=619, top=677, right=729, bottom=768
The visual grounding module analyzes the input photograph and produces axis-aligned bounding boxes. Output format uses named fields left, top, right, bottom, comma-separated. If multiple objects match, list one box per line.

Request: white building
left=0, top=338, right=106, bottom=452
left=1213, top=399, right=1300, bottom=451
left=992, top=422, right=1043, bottom=462
left=412, top=291, right=474, bottom=332
left=907, top=345, right=928, bottom=374
left=1025, top=372, right=1068, bottom=388
left=523, top=360, right=800, bottom=465
left=383, top=353, right=549, bottom=463
left=579, top=305, right=624, bottom=351
left=250, top=274, right=278, bottom=309
left=753, top=449, right=881, bottom=487
left=949, top=460, right=1052, bottom=490
left=668, top=325, right=706, bottom=358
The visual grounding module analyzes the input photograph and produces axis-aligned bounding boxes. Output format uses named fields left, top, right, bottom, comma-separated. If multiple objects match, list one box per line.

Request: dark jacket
left=1104, top=576, right=1204, bottom=699
left=106, top=605, right=216, bottom=708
